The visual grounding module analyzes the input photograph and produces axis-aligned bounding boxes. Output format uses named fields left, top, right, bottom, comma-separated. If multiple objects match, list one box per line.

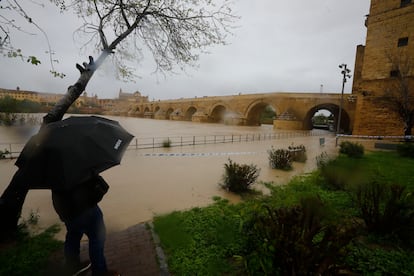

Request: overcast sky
left=0, top=1, right=370, bottom=100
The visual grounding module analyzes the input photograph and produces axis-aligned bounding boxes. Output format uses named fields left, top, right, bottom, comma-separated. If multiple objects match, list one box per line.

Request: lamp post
left=337, top=64, right=352, bottom=134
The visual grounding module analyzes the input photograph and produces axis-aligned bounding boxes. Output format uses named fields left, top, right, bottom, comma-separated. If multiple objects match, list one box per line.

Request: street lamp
left=336, top=64, right=352, bottom=134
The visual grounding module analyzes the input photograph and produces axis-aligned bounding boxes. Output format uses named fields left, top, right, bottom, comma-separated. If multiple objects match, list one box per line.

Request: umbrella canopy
left=15, top=116, right=134, bottom=191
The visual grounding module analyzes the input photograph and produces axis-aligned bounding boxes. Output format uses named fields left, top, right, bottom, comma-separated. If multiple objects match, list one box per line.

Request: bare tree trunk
left=0, top=52, right=109, bottom=241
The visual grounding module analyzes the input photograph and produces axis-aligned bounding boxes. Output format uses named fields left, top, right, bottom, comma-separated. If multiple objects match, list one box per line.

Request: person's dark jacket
left=52, top=175, right=109, bottom=222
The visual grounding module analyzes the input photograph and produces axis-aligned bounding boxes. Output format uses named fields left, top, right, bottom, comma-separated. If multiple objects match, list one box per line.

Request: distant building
left=102, top=89, right=150, bottom=115
left=118, top=89, right=149, bottom=103
left=0, top=88, right=40, bottom=102
left=0, top=87, right=149, bottom=115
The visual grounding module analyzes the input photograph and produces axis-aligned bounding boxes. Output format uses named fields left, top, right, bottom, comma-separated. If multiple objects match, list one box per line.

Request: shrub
left=268, top=147, right=292, bottom=170
left=162, top=139, right=171, bottom=148
left=288, top=144, right=307, bottom=162
left=243, top=196, right=357, bottom=275
left=339, top=141, right=364, bottom=158
left=349, top=179, right=414, bottom=246
left=0, top=113, right=17, bottom=126
left=319, top=163, right=348, bottom=190
left=397, top=142, right=414, bottom=158
left=220, top=159, right=260, bottom=193
left=316, top=151, right=331, bottom=169
left=0, top=149, right=10, bottom=159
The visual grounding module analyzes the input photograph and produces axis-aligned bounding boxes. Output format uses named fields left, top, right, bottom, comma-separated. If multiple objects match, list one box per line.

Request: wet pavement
left=46, top=222, right=169, bottom=276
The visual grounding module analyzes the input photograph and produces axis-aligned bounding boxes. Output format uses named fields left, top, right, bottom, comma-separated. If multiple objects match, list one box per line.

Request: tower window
left=390, top=70, right=400, bottom=78
left=401, top=0, right=412, bottom=7
left=398, top=37, right=409, bottom=47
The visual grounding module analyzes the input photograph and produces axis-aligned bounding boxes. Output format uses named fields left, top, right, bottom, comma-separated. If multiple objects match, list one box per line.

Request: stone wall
left=352, top=0, right=414, bottom=136
left=352, top=96, right=407, bottom=136
left=273, top=120, right=303, bottom=130
left=362, top=6, right=414, bottom=81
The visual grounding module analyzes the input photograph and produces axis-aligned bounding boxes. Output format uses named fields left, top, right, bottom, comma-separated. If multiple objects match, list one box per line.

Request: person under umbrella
left=35, top=116, right=132, bottom=276
left=1, top=116, right=133, bottom=276
left=0, top=59, right=130, bottom=275
left=52, top=174, right=117, bottom=276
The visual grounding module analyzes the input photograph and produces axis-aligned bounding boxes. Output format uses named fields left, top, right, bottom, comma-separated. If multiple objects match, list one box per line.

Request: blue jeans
left=64, top=205, right=107, bottom=274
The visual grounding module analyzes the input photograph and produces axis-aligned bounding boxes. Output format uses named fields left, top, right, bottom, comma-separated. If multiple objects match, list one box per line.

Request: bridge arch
left=153, top=105, right=163, bottom=117
left=304, top=104, right=351, bottom=133
left=129, top=105, right=140, bottom=113
left=245, top=100, right=278, bottom=126
left=209, top=103, right=228, bottom=123
left=154, top=107, right=168, bottom=119
left=166, top=108, right=174, bottom=120
left=184, top=106, right=197, bottom=121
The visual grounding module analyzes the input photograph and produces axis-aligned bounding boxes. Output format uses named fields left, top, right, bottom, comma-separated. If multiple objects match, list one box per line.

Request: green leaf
left=27, top=56, right=41, bottom=65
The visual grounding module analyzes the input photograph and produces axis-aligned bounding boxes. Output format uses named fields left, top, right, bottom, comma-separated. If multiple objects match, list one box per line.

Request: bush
left=0, top=149, right=10, bottom=159
left=288, top=144, right=307, bottom=162
left=268, top=147, right=292, bottom=170
left=397, top=142, right=414, bottom=158
left=339, top=141, right=364, bottom=158
left=162, top=139, right=171, bottom=148
left=220, top=159, right=260, bottom=193
left=316, top=151, right=331, bottom=169
left=319, top=163, right=348, bottom=191
left=243, top=196, right=357, bottom=275
left=0, top=113, right=17, bottom=126
left=349, top=179, right=414, bottom=246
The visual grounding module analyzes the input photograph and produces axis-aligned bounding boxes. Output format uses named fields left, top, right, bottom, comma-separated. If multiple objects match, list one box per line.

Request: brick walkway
left=45, top=222, right=169, bottom=276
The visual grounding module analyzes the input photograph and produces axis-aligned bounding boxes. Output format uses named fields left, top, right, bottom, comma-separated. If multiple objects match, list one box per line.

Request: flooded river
left=0, top=116, right=337, bottom=238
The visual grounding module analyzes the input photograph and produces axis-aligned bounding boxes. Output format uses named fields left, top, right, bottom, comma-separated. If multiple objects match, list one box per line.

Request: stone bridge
left=125, top=92, right=357, bottom=132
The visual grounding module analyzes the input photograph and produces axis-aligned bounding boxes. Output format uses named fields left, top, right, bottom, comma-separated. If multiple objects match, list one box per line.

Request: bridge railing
left=0, top=130, right=330, bottom=159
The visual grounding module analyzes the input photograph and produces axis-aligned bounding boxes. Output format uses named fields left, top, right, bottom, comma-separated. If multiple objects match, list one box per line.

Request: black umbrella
left=15, top=116, right=134, bottom=191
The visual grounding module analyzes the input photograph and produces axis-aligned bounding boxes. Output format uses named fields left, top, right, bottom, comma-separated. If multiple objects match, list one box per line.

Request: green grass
left=0, top=225, right=62, bottom=276
left=153, top=197, right=246, bottom=275
left=363, top=151, right=414, bottom=189
left=319, top=151, right=414, bottom=191
left=153, top=151, right=414, bottom=275
left=345, top=242, right=414, bottom=275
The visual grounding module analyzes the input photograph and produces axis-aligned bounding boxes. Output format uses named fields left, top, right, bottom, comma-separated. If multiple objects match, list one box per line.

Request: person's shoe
left=72, top=261, right=91, bottom=276
left=106, top=270, right=121, bottom=276
left=92, top=269, right=121, bottom=276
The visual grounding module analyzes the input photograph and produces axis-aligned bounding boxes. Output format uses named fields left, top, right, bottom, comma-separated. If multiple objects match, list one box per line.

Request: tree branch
left=108, top=1, right=151, bottom=51
left=119, top=0, right=132, bottom=29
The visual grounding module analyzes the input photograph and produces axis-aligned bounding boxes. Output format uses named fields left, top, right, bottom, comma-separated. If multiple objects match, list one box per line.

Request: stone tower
left=352, top=0, right=414, bottom=136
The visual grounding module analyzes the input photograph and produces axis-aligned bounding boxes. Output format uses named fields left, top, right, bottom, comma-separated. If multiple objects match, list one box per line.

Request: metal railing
left=335, top=134, right=413, bottom=147
left=129, top=131, right=327, bottom=150
left=0, top=142, right=25, bottom=159
left=0, top=130, right=331, bottom=159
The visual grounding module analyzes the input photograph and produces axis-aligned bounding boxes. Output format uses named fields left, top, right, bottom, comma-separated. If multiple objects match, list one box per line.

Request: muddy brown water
left=0, top=116, right=337, bottom=239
